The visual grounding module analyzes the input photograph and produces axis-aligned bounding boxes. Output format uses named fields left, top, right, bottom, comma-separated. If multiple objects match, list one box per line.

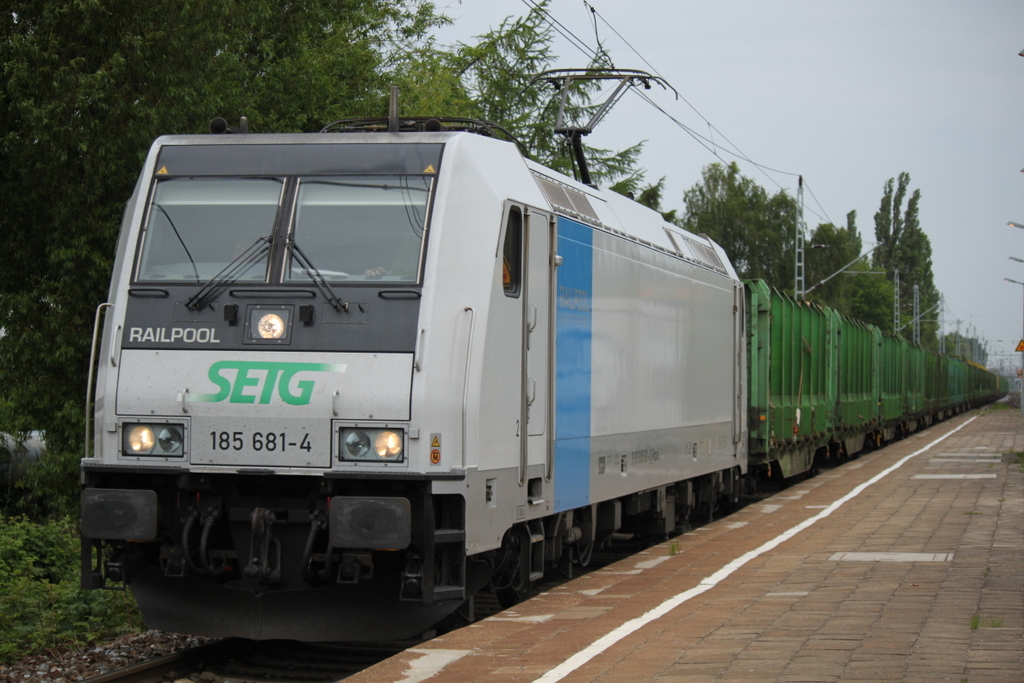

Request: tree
left=629, top=177, right=680, bottom=224
left=443, top=1, right=644, bottom=187
left=681, top=162, right=798, bottom=289
left=872, top=173, right=939, bottom=347
left=803, top=211, right=863, bottom=311
left=0, top=0, right=445, bottom=515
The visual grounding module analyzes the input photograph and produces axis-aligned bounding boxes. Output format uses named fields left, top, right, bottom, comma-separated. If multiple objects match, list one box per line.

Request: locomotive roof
left=148, top=128, right=736, bottom=280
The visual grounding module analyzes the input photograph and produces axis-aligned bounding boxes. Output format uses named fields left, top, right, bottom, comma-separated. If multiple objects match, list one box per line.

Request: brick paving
left=347, top=407, right=1024, bottom=683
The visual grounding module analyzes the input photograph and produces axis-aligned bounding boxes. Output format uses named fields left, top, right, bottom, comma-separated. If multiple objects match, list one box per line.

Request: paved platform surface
left=348, top=407, right=1024, bottom=683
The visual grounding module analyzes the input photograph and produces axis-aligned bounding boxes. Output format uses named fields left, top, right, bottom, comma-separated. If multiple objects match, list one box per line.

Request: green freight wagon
left=948, top=357, right=966, bottom=412
left=746, top=280, right=832, bottom=479
left=830, top=309, right=877, bottom=458
left=906, top=342, right=928, bottom=430
left=877, top=332, right=908, bottom=441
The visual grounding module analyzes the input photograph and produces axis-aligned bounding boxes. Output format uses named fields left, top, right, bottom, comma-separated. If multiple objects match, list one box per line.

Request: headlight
left=247, top=307, right=291, bottom=343
left=374, top=431, right=402, bottom=459
left=157, top=426, right=183, bottom=453
left=127, top=426, right=155, bottom=454
left=123, top=423, right=185, bottom=457
left=257, top=313, right=285, bottom=339
left=344, top=430, right=372, bottom=458
left=339, top=428, right=404, bottom=463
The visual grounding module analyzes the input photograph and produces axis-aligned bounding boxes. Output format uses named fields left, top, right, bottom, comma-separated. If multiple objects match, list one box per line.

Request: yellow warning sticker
left=429, top=434, right=441, bottom=465
left=423, top=165, right=436, bottom=174
left=1016, top=339, right=1024, bottom=352
left=156, top=166, right=169, bottom=175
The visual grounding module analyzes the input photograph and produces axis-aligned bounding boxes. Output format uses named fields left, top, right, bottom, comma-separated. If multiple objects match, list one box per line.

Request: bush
left=0, top=515, right=143, bottom=664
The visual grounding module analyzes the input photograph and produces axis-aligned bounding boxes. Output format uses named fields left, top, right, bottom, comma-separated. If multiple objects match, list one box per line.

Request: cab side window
left=502, top=208, right=522, bottom=297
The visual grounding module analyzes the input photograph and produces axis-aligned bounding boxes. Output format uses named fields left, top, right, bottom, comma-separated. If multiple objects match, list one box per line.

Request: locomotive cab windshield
left=135, top=143, right=441, bottom=290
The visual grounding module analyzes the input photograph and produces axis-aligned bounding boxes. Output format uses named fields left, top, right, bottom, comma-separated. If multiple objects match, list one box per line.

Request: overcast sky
left=433, top=0, right=1024, bottom=372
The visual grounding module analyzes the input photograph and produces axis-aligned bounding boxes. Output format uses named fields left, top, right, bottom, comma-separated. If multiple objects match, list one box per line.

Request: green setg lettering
left=193, top=361, right=346, bottom=405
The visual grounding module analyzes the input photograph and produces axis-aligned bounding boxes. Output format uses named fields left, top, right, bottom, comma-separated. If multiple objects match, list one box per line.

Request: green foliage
left=803, top=210, right=894, bottom=331
left=681, top=162, right=798, bottom=289
left=846, top=261, right=896, bottom=332
left=0, top=0, right=445, bottom=515
left=803, top=211, right=862, bottom=308
left=623, top=177, right=681, bottom=223
left=0, top=515, right=142, bottom=663
left=873, top=173, right=939, bottom=347
left=445, top=1, right=644, bottom=187
left=942, top=331, right=988, bottom=364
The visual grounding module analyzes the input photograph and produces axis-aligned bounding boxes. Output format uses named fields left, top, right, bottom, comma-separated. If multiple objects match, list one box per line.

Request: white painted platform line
left=829, top=552, right=954, bottom=562
left=928, top=458, right=1000, bottom=464
left=913, top=474, right=998, bottom=480
left=531, top=416, right=978, bottom=683
left=635, top=556, right=673, bottom=570
left=397, top=650, right=473, bottom=683
left=937, top=452, right=1000, bottom=457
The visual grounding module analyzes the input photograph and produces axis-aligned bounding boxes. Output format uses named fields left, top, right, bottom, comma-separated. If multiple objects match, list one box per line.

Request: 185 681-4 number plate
left=191, top=418, right=331, bottom=468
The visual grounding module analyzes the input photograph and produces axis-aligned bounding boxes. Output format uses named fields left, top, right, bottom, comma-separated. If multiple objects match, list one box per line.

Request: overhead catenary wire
left=519, top=0, right=838, bottom=227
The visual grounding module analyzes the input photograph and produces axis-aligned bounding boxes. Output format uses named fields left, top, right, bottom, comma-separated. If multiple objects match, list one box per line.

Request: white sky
left=432, top=0, right=1024, bottom=372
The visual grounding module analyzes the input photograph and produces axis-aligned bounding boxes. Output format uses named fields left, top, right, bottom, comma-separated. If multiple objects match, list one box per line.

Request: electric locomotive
left=81, top=114, right=747, bottom=640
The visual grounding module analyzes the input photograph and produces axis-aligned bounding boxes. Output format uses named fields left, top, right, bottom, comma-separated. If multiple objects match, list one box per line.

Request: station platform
left=347, top=407, right=1024, bottom=683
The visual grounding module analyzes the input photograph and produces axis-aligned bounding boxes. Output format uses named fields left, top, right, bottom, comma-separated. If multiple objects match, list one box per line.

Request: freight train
left=80, top=111, right=1006, bottom=642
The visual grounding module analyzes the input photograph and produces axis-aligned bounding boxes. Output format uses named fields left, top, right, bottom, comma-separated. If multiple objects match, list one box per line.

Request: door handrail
left=84, top=303, right=113, bottom=459
left=462, top=307, right=476, bottom=465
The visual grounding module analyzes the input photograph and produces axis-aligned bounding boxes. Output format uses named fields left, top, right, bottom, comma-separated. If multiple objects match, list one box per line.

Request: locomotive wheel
left=495, top=525, right=532, bottom=608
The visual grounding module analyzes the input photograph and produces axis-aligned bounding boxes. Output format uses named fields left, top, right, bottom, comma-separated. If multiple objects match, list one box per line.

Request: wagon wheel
left=572, top=537, right=594, bottom=567
left=494, top=525, right=532, bottom=608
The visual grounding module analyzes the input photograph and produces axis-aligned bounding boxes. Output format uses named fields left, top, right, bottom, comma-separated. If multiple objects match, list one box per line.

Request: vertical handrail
left=519, top=219, right=531, bottom=485
left=461, top=307, right=475, bottom=466
left=84, top=303, right=113, bottom=460
left=733, top=282, right=743, bottom=450
left=546, top=217, right=557, bottom=481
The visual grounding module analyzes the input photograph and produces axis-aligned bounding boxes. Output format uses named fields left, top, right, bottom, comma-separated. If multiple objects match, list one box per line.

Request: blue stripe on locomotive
left=554, top=216, right=592, bottom=511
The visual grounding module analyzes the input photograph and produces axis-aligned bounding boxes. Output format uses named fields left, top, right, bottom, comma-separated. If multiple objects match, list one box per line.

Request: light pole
left=1005, top=276, right=1024, bottom=416
left=1009, top=222, right=1024, bottom=230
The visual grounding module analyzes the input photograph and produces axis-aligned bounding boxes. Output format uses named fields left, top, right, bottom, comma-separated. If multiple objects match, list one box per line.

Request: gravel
left=0, top=630, right=210, bottom=683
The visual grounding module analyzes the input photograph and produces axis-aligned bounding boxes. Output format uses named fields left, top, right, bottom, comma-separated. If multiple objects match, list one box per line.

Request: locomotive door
left=521, top=209, right=553, bottom=484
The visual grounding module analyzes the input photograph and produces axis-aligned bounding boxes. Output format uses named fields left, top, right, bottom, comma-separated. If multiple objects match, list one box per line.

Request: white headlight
left=339, top=428, right=405, bottom=462
left=123, top=423, right=186, bottom=457
left=257, top=313, right=286, bottom=339
left=128, top=426, right=156, bottom=454
left=374, top=431, right=403, bottom=459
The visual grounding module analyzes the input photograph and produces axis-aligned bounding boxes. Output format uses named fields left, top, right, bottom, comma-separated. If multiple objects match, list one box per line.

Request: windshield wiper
left=287, top=237, right=346, bottom=312
left=185, top=236, right=271, bottom=311
left=152, top=203, right=201, bottom=283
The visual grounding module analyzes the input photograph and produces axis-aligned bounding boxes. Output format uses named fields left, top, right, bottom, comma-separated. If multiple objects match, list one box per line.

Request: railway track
left=81, top=638, right=413, bottom=683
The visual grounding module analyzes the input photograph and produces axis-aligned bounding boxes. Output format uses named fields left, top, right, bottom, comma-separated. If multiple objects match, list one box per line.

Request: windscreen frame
left=131, top=142, right=444, bottom=288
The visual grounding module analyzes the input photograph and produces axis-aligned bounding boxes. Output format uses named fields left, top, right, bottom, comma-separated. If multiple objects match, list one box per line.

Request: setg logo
left=193, top=361, right=346, bottom=406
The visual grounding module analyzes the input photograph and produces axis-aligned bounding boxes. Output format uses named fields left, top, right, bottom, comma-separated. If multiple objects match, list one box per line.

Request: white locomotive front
left=81, top=119, right=746, bottom=641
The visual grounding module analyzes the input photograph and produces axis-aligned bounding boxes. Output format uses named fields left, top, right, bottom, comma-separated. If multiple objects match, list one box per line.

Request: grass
left=0, top=516, right=143, bottom=664
left=970, top=614, right=1005, bottom=629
